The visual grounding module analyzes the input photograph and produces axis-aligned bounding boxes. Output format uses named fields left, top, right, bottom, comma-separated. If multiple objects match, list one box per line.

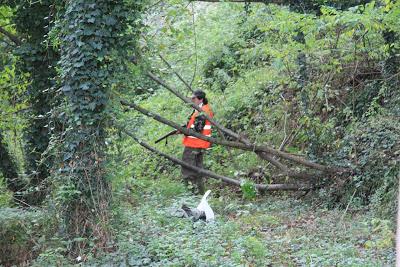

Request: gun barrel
left=155, top=125, right=186, bottom=144
left=155, top=130, right=178, bottom=144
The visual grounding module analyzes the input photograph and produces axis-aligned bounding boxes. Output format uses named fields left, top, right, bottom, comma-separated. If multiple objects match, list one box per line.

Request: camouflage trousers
left=181, top=147, right=205, bottom=195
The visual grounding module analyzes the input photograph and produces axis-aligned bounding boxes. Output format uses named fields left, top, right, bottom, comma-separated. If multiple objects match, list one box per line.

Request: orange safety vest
left=183, top=104, right=213, bottom=149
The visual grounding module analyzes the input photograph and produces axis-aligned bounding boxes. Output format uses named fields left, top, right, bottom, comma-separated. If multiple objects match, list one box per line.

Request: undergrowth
left=32, top=173, right=395, bottom=266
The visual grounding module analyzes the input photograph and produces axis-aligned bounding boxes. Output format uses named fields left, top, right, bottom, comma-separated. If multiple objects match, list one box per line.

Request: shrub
left=0, top=208, right=55, bottom=266
left=329, top=116, right=400, bottom=215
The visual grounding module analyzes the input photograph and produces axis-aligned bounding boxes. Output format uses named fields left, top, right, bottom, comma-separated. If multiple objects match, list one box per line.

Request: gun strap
left=188, top=109, right=195, bottom=120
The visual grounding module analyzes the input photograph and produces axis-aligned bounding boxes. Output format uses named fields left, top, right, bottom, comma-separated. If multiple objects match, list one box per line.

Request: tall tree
left=58, top=0, right=139, bottom=253
left=13, top=0, right=59, bottom=204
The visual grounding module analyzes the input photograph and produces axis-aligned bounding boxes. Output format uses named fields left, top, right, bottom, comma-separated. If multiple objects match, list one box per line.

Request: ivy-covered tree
left=13, top=0, right=59, bottom=204
left=58, top=0, right=140, bottom=253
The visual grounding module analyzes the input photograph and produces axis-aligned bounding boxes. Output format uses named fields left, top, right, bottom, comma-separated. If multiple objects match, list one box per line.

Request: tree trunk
left=59, top=0, right=135, bottom=255
left=14, top=0, right=59, bottom=205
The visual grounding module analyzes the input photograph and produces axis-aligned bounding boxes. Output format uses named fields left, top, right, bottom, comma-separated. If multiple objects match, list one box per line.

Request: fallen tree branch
left=120, top=126, right=312, bottom=191
left=121, top=99, right=346, bottom=174
left=257, top=152, right=289, bottom=172
left=135, top=56, right=292, bottom=172
left=140, top=59, right=281, bottom=156
left=129, top=60, right=349, bottom=174
left=139, top=59, right=292, bottom=172
left=143, top=72, right=336, bottom=172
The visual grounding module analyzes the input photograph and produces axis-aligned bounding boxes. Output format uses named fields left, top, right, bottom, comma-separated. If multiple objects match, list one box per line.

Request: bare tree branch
left=158, top=53, right=194, bottom=93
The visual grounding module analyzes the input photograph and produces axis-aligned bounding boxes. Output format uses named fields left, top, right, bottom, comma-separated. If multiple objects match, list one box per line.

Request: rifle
left=155, top=125, right=186, bottom=144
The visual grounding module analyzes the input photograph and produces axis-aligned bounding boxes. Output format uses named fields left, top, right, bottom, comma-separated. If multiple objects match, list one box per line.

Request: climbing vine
left=13, top=0, right=59, bottom=204
left=57, top=0, right=141, bottom=253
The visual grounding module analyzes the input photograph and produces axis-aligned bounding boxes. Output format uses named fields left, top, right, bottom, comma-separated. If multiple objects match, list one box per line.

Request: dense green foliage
left=13, top=1, right=59, bottom=204
left=32, top=176, right=395, bottom=266
left=333, top=117, right=400, bottom=215
left=0, top=0, right=399, bottom=265
left=56, top=0, right=142, bottom=253
left=112, top=180, right=394, bottom=266
left=130, top=0, right=400, bottom=213
left=0, top=208, right=55, bottom=266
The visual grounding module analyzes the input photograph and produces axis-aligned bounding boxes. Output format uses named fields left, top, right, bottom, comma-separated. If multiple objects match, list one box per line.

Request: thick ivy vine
left=58, top=0, right=141, bottom=253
